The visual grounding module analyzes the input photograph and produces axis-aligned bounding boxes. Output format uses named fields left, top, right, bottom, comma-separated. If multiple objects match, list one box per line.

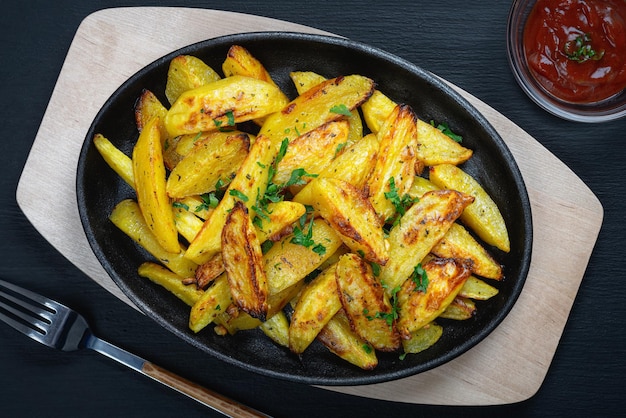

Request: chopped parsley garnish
left=411, top=263, right=429, bottom=293
left=172, top=201, right=189, bottom=211
left=564, top=33, right=604, bottom=63
left=384, top=177, right=418, bottom=222
left=430, top=120, right=463, bottom=142
left=213, top=110, right=236, bottom=131
left=334, top=141, right=348, bottom=157
left=290, top=216, right=326, bottom=255
left=229, top=189, right=249, bottom=202
left=330, top=104, right=353, bottom=117
left=284, top=167, right=318, bottom=188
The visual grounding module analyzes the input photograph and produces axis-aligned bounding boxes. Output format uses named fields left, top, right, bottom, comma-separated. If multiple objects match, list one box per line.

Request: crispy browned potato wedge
left=222, top=45, right=279, bottom=87
left=273, top=120, right=350, bottom=186
left=166, top=132, right=250, bottom=198
left=431, top=223, right=503, bottom=280
left=134, top=89, right=169, bottom=144
left=109, top=199, right=197, bottom=278
left=165, top=75, right=289, bottom=137
left=189, top=273, right=231, bottom=333
left=259, top=75, right=375, bottom=148
left=290, top=71, right=364, bottom=146
left=132, top=117, right=180, bottom=253
left=221, top=201, right=269, bottom=321
left=401, top=322, right=443, bottom=354
left=264, top=218, right=343, bottom=295
left=289, top=264, right=342, bottom=354
left=294, top=178, right=388, bottom=265
left=165, top=55, right=221, bottom=105
left=429, top=164, right=510, bottom=252
left=439, top=296, right=476, bottom=320
left=458, top=276, right=499, bottom=300
left=137, top=262, right=203, bottom=307
left=379, top=190, right=474, bottom=294
left=366, top=104, right=419, bottom=222
left=185, top=135, right=275, bottom=264
left=335, top=253, right=400, bottom=352
left=396, top=258, right=472, bottom=338
left=317, top=309, right=378, bottom=370
left=194, top=253, right=224, bottom=289
left=93, top=134, right=134, bottom=189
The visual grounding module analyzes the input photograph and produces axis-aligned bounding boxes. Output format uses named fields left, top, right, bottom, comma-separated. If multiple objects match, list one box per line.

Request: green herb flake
left=330, top=104, right=353, bottom=117
left=564, top=33, right=605, bottom=63
left=172, top=201, right=190, bottom=211
left=411, top=263, right=429, bottom=293
left=430, top=120, right=463, bottom=143
left=229, top=189, right=249, bottom=202
left=384, top=177, right=418, bottom=219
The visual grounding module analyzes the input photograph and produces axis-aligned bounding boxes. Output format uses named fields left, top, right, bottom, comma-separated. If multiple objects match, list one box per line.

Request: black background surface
left=1, top=1, right=624, bottom=417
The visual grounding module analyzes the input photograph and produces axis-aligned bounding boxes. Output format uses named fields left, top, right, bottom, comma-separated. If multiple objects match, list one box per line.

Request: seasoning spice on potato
left=95, top=46, right=512, bottom=370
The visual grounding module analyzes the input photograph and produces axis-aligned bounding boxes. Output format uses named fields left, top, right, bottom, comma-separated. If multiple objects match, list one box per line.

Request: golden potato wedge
left=185, top=135, right=275, bottom=264
left=264, top=218, right=343, bottom=295
left=439, top=296, right=476, bottom=320
left=317, top=309, right=378, bottom=370
left=175, top=195, right=214, bottom=221
left=189, top=273, right=231, bottom=333
left=260, top=311, right=290, bottom=347
left=396, top=258, right=472, bottom=338
left=335, top=253, right=400, bottom=352
left=294, top=178, right=388, bottom=265
left=407, top=175, right=439, bottom=199
left=290, top=71, right=364, bottom=146
left=272, top=120, right=350, bottom=186
left=109, top=199, right=197, bottom=278
left=221, top=201, right=268, bottom=321
left=137, top=262, right=203, bottom=307
left=134, top=89, right=169, bottom=144
left=131, top=117, right=180, bottom=253
left=165, top=55, right=221, bottom=105
left=172, top=203, right=204, bottom=243
left=431, top=223, right=503, bottom=280
left=254, top=201, right=307, bottom=242
left=166, top=132, right=250, bottom=198
left=362, top=90, right=472, bottom=166
left=366, top=104, right=419, bottom=222
left=289, top=264, right=342, bottom=354
left=379, top=190, right=474, bottom=295
left=429, top=164, right=510, bottom=252
left=458, top=276, right=499, bottom=300
left=93, top=134, right=134, bottom=189
left=259, top=75, right=375, bottom=147
left=165, top=75, right=289, bottom=137
left=401, top=322, right=443, bottom=354
left=222, top=45, right=280, bottom=87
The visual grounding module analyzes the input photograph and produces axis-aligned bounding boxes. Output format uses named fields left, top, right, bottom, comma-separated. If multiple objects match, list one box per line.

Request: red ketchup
left=523, top=0, right=626, bottom=103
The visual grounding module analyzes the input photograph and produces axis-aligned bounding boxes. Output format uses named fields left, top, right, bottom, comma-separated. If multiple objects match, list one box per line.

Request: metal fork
left=0, top=278, right=270, bottom=418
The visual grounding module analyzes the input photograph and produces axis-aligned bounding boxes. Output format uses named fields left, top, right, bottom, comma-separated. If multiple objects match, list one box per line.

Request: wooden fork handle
left=142, top=362, right=270, bottom=417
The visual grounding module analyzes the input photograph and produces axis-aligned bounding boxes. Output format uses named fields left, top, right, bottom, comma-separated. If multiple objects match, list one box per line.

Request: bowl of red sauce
left=507, top=0, right=626, bottom=122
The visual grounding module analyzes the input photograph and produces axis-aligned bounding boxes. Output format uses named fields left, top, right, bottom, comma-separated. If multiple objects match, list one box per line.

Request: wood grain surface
left=15, top=8, right=602, bottom=406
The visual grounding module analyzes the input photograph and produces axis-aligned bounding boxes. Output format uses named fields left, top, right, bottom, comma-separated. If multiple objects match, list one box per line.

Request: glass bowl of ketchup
left=507, top=0, right=626, bottom=122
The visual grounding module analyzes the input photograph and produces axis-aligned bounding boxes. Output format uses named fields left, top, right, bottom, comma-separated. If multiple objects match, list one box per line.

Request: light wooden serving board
left=16, top=7, right=603, bottom=406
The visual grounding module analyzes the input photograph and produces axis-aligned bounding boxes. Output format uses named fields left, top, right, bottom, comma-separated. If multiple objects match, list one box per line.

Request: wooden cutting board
left=15, top=7, right=603, bottom=406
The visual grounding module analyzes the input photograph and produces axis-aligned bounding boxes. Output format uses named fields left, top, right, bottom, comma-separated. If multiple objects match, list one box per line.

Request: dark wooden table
left=2, top=1, right=624, bottom=416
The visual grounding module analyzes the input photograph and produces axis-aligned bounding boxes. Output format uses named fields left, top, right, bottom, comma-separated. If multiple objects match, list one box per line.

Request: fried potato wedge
left=366, top=104, right=419, bottom=222
left=165, top=75, right=289, bottom=137
left=335, top=253, right=400, bottom=352
left=254, top=201, right=307, bottom=242
left=137, top=262, right=203, bottom=307
left=407, top=175, right=439, bottom=199
left=429, top=164, right=510, bottom=252
left=289, top=264, right=342, bottom=354
left=264, top=218, right=343, bottom=295
left=185, top=135, right=275, bottom=264
left=109, top=199, right=197, bottom=278
left=134, top=89, right=169, bottom=144
left=439, top=296, right=476, bottom=320
left=273, top=120, right=350, bottom=186
left=175, top=195, right=214, bottom=220
left=194, top=253, right=224, bottom=290
left=132, top=117, right=180, bottom=253
left=458, top=276, right=499, bottom=300
left=431, top=223, right=503, bottom=280
left=379, top=190, right=474, bottom=294
left=165, top=55, right=221, bottom=105
left=290, top=71, right=364, bottom=146
left=294, top=178, right=388, bottom=265
left=362, top=90, right=472, bottom=165
left=260, top=311, right=290, bottom=347
left=259, top=75, right=375, bottom=147
left=93, top=134, right=134, bottom=189
left=401, top=322, right=443, bottom=354
left=317, top=309, right=378, bottom=370
left=189, top=273, right=231, bottom=333
left=221, top=201, right=268, bottom=321
left=222, top=45, right=280, bottom=87
left=166, top=132, right=250, bottom=198
left=172, top=203, right=204, bottom=243
left=396, top=258, right=472, bottom=338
